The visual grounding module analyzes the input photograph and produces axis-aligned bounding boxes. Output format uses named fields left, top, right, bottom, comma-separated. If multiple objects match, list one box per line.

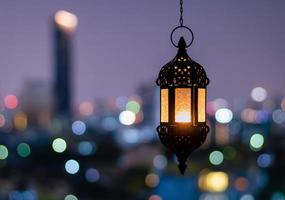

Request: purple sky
left=0, top=0, right=284, bottom=104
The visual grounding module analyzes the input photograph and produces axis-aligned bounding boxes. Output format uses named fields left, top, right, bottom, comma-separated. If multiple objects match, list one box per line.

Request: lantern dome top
left=156, top=37, right=209, bottom=87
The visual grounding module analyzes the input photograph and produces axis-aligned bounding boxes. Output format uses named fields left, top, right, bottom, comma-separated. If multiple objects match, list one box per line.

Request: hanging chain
left=179, top=0, right=183, bottom=26
left=171, top=0, right=194, bottom=48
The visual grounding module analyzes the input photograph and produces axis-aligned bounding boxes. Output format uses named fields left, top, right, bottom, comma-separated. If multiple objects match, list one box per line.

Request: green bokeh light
left=126, top=101, right=140, bottom=114
left=209, top=150, right=224, bottom=165
left=17, top=143, right=31, bottom=158
left=64, top=194, right=78, bottom=200
left=52, top=138, right=67, bottom=153
left=0, top=145, right=8, bottom=160
left=250, top=133, right=264, bottom=151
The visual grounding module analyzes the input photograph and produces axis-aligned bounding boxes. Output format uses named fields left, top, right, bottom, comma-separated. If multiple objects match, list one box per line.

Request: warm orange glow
left=54, top=10, right=78, bottom=33
left=175, top=88, right=191, bottom=122
left=176, top=111, right=190, bottom=122
left=14, top=112, right=28, bottom=131
left=198, top=171, right=229, bottom=192
left=161, top=89, right=169, bottom=122
left=198, top=88, right=206, bottom=122
left=145, top=173, right=160, bottom=188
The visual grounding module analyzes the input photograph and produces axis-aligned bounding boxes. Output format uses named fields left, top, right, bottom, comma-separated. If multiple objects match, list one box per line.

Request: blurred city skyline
left=0, top=0, right=284, bottom=104
left=0, top=1, right=284, bottom=199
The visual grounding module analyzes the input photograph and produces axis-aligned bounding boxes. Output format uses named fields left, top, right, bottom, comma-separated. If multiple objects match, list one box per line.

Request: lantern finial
left=178, top=37, right=186, bottom=49
left=178, top=159, right=187, bottom=175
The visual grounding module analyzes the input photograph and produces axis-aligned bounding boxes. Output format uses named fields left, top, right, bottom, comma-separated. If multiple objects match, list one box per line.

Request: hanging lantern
left=156, top=0, right=210, bottom=174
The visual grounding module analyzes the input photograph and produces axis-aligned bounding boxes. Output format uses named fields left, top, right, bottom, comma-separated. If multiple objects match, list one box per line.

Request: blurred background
left=0, top=0, right=285, bottom=200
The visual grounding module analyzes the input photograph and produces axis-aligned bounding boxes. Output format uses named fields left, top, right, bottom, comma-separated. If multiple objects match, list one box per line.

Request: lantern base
left=178, top=161, right=187, bottom=175
left=157, top=124, right=209, bottom=174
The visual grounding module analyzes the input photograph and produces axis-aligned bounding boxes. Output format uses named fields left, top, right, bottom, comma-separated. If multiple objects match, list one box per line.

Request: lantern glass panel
left=175, top=88, right=191, bottom=123
left=161, top=89, right=169, bottom=122
left=198, top=88, right=206, bottom=122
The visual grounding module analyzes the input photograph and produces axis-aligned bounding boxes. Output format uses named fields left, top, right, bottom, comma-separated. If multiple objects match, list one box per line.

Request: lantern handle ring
left=170, top=25, right=194, bottom=48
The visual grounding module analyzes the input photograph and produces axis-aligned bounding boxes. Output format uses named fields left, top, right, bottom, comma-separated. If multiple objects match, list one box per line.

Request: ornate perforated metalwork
left=157, top=124, right=209, bottom=174
left=157, top=125, right=209, bottom=149
left=156, top=38, right=209, bottom=88
left=156, top=37, right=210, bottom=174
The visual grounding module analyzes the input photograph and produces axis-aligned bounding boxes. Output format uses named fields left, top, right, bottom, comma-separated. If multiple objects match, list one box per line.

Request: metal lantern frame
left=156, top=36, right=210, bottom=174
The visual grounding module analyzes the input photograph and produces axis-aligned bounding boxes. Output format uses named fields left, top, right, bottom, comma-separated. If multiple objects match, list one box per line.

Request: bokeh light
left=234, top=177, right=249, bottom=192
left=122, top=129, right=139, bottom=144
left=272, top=109, right=285, bottom=124
left=115, top=96, right=129, bottom=110
left=207, top=98, right=228, bottom=116
left=126, top=101, right=140, bottom=114
left=52, top=138, right=67, bottom=153
left=148, top=195, right=162, bottom=200
left=153, top=154, right=168, bottom=170
left=72, top=120, right=86, bottom=135
left=17, top=143, right=31, bottom=158
left=199, top=171, right=229, bottom=192
left=0, top=114, right=6, bottom=128
left=64, top=194, right=78, bottom=200
left=251, top=87, right=267, bottom=102
left=250, top=133, right=264, bottom=151
left=240, top=108, right=270, bottom=124
left=240, top=194, right=255, bottom=200
left=215, top=108, right=233, bottom=124
left=4, top=95, right=18, bottom=109
left=101, top=117, right=118, bottom=131
left=65, top=159, right=80, bottom=174
left=9, top=190, right=37, bottom=200
left=209, top=150, right=224, bottom=165
left=241, top=108, right=257, bottom=123
left=85, top=168, right=100, bottom=183
left=13, top=112, right=28, bottom=131
left=78, top=141, right=96, bottom=156
left=257, top=153, right=274, bottom=168
left=135, top=111, right=144, bottom=124
left=119, top=111, right=136, bottom=125
left=271, top=192, right=285, bottom=200
left=255, top=110, right=270, bottom=124
left=0, top=145, right=8, bottom=160
left=79, top=101, right=94, bottom=116
left=145, top=173, right=160, bottom=188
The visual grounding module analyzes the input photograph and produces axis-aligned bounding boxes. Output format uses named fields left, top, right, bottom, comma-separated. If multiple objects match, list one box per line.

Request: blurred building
left=53, top=10, right=78, bottom=119
left=20, top=80, right=52, bottom=128
left=137, top=83, right=157, bottom=127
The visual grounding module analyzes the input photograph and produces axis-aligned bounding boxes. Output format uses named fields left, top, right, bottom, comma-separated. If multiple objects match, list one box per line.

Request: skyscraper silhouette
left=53, top=10, right=78, bottom=119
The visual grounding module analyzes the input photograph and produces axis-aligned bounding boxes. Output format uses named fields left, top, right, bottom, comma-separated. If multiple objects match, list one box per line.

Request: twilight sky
left=0, top=0, right=284, bottom=104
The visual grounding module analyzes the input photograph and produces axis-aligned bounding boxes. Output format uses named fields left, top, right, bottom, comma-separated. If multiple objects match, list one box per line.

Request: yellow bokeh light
left=54, top=10, right=78, bottom=33
left=199, top=171, right=229, bottom=192
left=14, top=112, right=28, bottom=131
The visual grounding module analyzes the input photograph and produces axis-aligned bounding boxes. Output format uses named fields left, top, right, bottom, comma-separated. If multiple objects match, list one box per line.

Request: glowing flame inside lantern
left=175, top=111, right=191, bottom=122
